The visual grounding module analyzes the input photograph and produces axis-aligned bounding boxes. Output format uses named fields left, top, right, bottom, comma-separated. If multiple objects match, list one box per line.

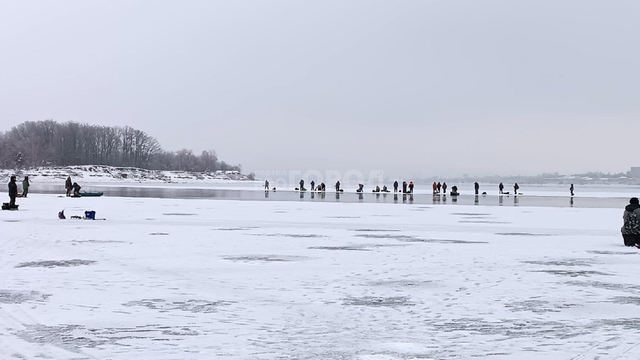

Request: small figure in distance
left=437, top=182, right=442, bottom=194
left=310, top=180, right=315, bottom=192
left=264, top=180, right=269, bottom=190
left=320, top=183, right=326, bottom=192
left=570, top=183, right=574, bottom=197
left=335, top=180, right=341, bottom=192
left=514, top=183, right=520, bottom=195
left=450, top=185, right=459, bottom=196
left=408, top=181, right=414, bottom=194
left=432, top=181, right=437, bottom=195
left=402, top=181, right=407, bottom=194
left=393, top=181, right=398, bottom=193
left=622, top=197, right=640, bottom=248
left=357, top=184, right=364, bottom=193
left=299, top=179, right=305, bottom=191
left=373, top=186, right=380, bottom=193
left=22, top=176, right=29, bottom=198
left=442, top=182, right=448, bottom=195
left=474, top=182, right=479, bottom=195
left=65, top=176, right=73, bottom=196
left=382, top=185, right=389, bottom=192
left=499, top=182, right=504, bottom=194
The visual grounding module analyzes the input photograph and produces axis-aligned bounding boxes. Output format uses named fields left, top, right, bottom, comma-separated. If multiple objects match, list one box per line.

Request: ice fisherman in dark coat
left=65, top=176, right=73, bottom=196
left=621, top=197, right=640, bottom=247
left=8, top=176, right=18, bottom=207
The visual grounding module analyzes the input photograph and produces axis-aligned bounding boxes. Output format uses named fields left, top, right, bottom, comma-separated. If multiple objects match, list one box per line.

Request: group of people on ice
left=269, top=179, right=579, bottom=198
left=287, top=179, right=528, bottom=197
left=65, top=176, right=82, bottom=196
left=5, top=176, right=30, bottom=209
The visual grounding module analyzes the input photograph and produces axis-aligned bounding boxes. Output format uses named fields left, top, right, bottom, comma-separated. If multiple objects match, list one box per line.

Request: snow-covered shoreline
left=2, top=194, right=639, bottom=359
left=0, top=165, right=256, bottom=184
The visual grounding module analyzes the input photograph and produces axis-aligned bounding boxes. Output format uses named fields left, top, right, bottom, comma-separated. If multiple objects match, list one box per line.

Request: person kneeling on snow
left=622, top=197, right=640, bottom=248
left=72, top=182, right=82, bottom=196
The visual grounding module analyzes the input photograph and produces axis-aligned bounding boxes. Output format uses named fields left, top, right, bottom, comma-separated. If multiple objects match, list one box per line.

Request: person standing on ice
left=570, top=184, right=574, bottom=197
left=442, top=182, right=448, bottom=194
left=264, top=180, right=269, bottom=190
left=22, top=176, right=30, bottom=198
left=8, top=176, right=18, bottom=207
left=408, top=181, right=414, bottom=193
left=299, top=179, right=304, bottom=191
left=65, top=176, right=73, bottom=196
left=514, top=183, right=520, bottom=195
left=335, top=180, right=340, bottom=192
left=437, top=182, right=442, bottom=194
left=499, top=182, right=504, bottom=194
left=432, top=182, right=437, bottom=194
left=621, top=197, right=640, bottom=247
left=474, top=182, right=479, bottom=195
left=402, top=181, right=407, bottom=193
left=310, top=181, right=315, bottom=191
left=393, top=181, right=398, bottom=192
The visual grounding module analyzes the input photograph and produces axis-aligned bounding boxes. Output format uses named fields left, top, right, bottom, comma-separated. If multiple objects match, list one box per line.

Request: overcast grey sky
left=1, top=0, right=639, bottom=177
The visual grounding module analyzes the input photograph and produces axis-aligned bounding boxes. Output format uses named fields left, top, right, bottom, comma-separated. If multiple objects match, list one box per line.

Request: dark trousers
left=623, top=234, right=640, bottom=247
left=23, top=187, right=28, bottom=197
left=9, top=196, right=16, bottom=207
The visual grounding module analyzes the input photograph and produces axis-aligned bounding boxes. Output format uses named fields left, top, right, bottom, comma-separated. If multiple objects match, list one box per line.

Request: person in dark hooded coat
left=8, top=176, right=18, bottom=207
left=621, top=197, right=640, bottom=247
left=65, top=176, right=73, bottom=196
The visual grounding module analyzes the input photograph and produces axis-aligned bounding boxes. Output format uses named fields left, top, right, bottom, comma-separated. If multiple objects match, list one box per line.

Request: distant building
left=630, top=167, right=640, bottom=178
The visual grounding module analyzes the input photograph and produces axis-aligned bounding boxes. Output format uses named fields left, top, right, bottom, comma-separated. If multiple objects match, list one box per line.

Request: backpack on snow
left=623, top=211, right=640, bottom=234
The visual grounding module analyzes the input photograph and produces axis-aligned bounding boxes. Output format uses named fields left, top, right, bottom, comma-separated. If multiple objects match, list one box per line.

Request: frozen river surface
left=2, top=195, right=640, bottom=359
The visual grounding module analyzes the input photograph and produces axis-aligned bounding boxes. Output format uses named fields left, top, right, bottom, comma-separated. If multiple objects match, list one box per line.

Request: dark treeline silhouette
left=0, top=120, right=241, bottom=172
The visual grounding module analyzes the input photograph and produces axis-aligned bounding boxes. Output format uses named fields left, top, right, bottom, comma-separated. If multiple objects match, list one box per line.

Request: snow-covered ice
left=2, top=194, right=640, bottom=359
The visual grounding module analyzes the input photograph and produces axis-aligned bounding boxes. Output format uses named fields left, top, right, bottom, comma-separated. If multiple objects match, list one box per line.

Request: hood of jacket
left=626, top=203, right=640, bottom=212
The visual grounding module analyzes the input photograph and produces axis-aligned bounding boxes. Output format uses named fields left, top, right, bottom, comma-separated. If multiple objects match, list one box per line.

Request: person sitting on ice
left=356, top=184, right=364, bottom=193
left=335, top=181, right=341, bottom=192
left=382, top=185, right=389, bottom=192
left=450, top=185, right=459, bottom=196
left=373, top=186, right=380, bottom=193
left=320, top=183, right=326, bottom=191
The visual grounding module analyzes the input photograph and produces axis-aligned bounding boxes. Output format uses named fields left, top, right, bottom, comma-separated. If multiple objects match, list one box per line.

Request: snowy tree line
left=0, top=120, right=241, bottom=172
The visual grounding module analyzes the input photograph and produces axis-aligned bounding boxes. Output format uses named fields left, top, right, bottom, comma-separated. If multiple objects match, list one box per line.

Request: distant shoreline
left=0, top=165, right=255, bottom=184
